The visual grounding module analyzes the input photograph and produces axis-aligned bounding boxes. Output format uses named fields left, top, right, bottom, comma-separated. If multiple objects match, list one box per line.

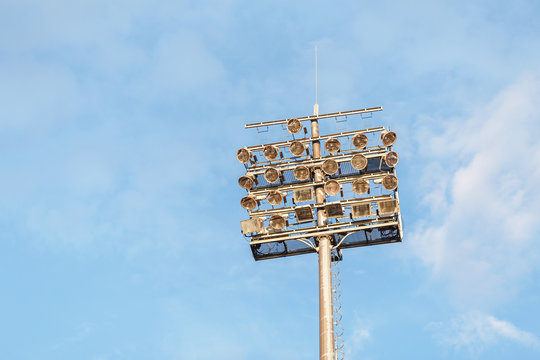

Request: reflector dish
left=294, top=206, right=314, bottom=222
left=381, top=130, right=397, bottom=146
left=325, top=138, right=341, bottom=154
left=264, top=167, right=281, bottom=183
left=269, top=214, right=287, bottom=230
left=293, top=187, right=314, bottom=203
left=289, top=141, right=306, bottom=156
left=324, top=180, right=341, bottom=196
left=378, top=199, right=398, bottom=215
left=263, top=145, right=279, bottom=161
left=240, top=195, right=257, bottom=211
left=351, top=154, right=368, bottom=170
left=352, top=179, right=369, bottom=195
left=238, top=174, right=255, bottom=189
left=383, top=151, right=399, bottom=167
left=322, top=159, right=339, bottom=175
left=352, top=133, right=368, bottom=149
left=293, top=165, right=311, bottom=181
left=351, top=203, right=372, bottom=218
left=236, top=148, right=252, bottom=164
left=240, top=218, right=263, bottom=234
left=287, top=118, right=303, bottom=134
left=267, top=190, right=284, bottom=205
left=382, top=174, right=398, bottom=190
left=325, top=203, right=343, bottom=218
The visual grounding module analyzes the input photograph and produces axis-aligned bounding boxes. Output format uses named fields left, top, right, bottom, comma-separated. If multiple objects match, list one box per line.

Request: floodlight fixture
left=325, top=203, right=343, bottom=218
left=294, top=206, right=314, bottom=222
left=267, top=190, right=286, bottom=206
left=287, top=118, right=303, bottom=134
left=264, top=167, right=281, bottom=183
left=240, top=217, right=265, bottom=234
left=289, top=141, right=307, bottom=156
left=382, top=174, right=398, bottom=190
left=352, top=133, right=369, bottom=149
left=236, top=147, right=252, bottom=164
left=324, top=180, right=341, bottom=196
left=352, top=178, right=370, bottom=195
left=351, top=153, right=368, bottom=170
left=293, top=187, right=314, bottom=203
left=378, top=199, right=399, bottom=215
left=383, top=151, right=399, bottom=167
left=381, top=130, right=397, bottom=146
left=351, top=203, right=372, bottom=218
left=293, top=165, right=311, bottom=181
left=322, top=159, right=339, bottom=175
left=237, top=106, right=403, bottom=360
left=269, top=214, right=288, bottom=230
left=241, top=195, right=258, bottom=211
left=325, top=138, right=341, bottom=154
left=238, top=174, right=256, bottom=190
left=263, top=144, right=279, bottom=161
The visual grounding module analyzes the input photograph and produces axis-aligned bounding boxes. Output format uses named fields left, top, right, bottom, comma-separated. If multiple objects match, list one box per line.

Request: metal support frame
left=237, top=104, right=402, bottom=360
left=244, top=146, right=389, bottom=173
left=244, top=107, right=383, bottom=128
left=243, top=126, right=385, bottom=152
left=249, top=218, right=399, bottom=245
left=248, top=173, right=392, bottom=198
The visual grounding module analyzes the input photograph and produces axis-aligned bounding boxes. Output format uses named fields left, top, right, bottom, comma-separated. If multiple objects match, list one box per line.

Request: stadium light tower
left=236, top=102, right=403, bottom=359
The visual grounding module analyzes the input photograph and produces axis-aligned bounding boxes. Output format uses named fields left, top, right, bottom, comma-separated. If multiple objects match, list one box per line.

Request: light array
left=237, top=108, right=403, bottom=261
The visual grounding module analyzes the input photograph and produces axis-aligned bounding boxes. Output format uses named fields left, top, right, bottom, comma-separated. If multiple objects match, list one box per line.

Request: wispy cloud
left=408, top=73, right=540, bottom=309
left=346, top=315, right=372, bottom=358
left=51, top=322, right=94, bottom=350
left=428, top=312, right=540, bottom=354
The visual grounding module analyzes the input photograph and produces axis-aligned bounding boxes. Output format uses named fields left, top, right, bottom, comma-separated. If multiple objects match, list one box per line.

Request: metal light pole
left=311, top=103, right=335, bottom=360
left=236, top=104, right=402, bottom=359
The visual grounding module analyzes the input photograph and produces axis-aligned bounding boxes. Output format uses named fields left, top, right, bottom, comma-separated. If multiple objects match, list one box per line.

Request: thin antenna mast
left=314, top=46, right=319, bottom=116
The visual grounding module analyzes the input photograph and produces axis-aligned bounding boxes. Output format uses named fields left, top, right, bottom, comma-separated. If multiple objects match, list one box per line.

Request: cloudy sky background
left=1, top=0, right=539, bottom=359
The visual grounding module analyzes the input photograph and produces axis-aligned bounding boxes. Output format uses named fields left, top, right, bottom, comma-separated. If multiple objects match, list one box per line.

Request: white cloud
left=346, top=315, right=372, bottom=357
left=51, top=322, right=94, bottom=350
left=429, top=312, right=540, bottom=353
left=408, top=73, right=540, bottom=309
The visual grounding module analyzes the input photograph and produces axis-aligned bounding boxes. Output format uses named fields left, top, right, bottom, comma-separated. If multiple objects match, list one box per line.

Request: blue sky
left=1, top=0, right=540, bottom=359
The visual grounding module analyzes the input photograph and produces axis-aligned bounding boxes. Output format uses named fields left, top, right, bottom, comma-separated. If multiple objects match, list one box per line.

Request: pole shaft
left=311, top=109, right=335, bottom=360
left=319, top=236, right=334, bottom=360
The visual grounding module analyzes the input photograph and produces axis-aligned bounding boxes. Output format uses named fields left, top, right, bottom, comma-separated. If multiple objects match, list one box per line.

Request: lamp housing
left=381, top=130, right=397, bottom=146
left=287, top=118, right=303, bottom=134
left=264, top=167, right=281, bottom=183
left=322, top=159, right=339, bottom=175
left=263, top=145, right=279, bottom=161
left=352, top=133, right=368, bottom=149
left=325, top=138, right=341, bottom=154
left=352, top=178, right=370, bottom=195
left=351, top=154, right=368, bottom=170
left=238, top=174, right=255, bottom=190
left=236, top=147, right=252, bottom=164
left=289, top=141, right=307, bottom=156
left=324, top=180, right=341, bottom=196
left=293, top=165, right=311, bottom=181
